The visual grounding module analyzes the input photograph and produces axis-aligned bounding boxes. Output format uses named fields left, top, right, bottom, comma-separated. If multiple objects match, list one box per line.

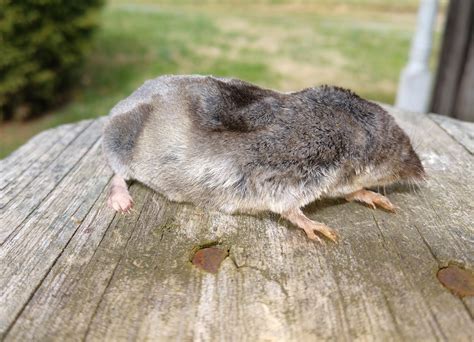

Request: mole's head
left=367, top=121, right=426, bottom=188
left=394, top=141, right=426, bottom=183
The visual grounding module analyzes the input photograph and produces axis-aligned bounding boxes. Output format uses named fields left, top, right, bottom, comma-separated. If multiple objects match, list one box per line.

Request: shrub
left=0, top=0, right=103, bottom=121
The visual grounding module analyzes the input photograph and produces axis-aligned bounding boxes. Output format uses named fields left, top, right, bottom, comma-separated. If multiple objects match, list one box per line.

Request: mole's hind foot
left=303, top=223, right=338, bottom=243
left=108, top=191, right=133, bottom=213
left=108, top=175, right=134, bottom=214
left=346, top=189, right=396, bottom=212
left=282, top=208, right=339, bottom=243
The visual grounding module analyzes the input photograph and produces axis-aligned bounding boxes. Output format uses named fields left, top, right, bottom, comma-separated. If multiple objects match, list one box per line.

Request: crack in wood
left=227, top=251, right=289, bottom=298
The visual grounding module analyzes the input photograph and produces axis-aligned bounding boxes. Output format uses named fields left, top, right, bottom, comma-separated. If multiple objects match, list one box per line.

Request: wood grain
left=0, top=121, right=90, bottom=192
left=429, top=114, right=474, bottom=154
left=0, top=121, right=93, bottom=208
left=1, top=107, right=473, bottom=341
left=0, top=119, right=102, bottom=244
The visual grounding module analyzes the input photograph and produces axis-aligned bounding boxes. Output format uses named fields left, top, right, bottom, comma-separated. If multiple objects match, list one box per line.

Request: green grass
left=0, top=0, right=446, bottom=158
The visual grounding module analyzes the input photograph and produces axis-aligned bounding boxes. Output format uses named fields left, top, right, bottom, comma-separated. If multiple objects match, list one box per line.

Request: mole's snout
left=398, top=147, right=426, bottom=182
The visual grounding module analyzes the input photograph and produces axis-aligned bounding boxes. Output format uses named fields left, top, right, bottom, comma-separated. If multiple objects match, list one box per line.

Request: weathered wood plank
left=0, top=126, right=67, bottom=187
left=387, top=107, right=474, bottom=263
left=1, top=106, right=473, bottom=341
left=389, top=107, right=474, bottom=325
left=0, top=129, right=58, bottom=189
left=429, top=113, right=474, bottom=154
left=0, top=121, right=92, bottom=190
left=0, top=120, right=92, bottom=208
left=0, top=119, right=103, bottom=244
left=0, top=137, right=111, bottom=338
left=3, top=184, right=150, bottom=341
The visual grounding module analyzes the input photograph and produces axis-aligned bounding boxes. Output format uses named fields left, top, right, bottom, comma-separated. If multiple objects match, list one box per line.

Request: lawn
left=0, top=0, right=446, bottom=158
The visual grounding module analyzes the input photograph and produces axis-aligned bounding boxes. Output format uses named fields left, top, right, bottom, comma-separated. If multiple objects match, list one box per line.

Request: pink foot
left=108, top=190, right=133, bottom=213
left=107, top=175, right=133, bottom=214
left=346, top=189, right=396, bottom=212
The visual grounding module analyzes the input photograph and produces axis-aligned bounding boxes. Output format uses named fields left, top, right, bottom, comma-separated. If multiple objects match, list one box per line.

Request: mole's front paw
left=107, top=191, right=134, bottom=213
left=372, top=194, right=396, bottom=212
left=346, top=189, right=396, bottom=213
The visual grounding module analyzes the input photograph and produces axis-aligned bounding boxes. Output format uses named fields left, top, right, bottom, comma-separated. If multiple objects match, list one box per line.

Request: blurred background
left=0, top=0, right=451, bottom=158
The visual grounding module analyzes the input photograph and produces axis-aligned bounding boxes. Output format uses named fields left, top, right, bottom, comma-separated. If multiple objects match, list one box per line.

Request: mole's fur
left=102, top=75, right=425, bottom=241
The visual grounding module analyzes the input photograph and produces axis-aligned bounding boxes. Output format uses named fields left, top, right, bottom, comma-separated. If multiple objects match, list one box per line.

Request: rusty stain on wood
left=437, top=265, right=474, bottom=298
left=192, top=247, right=229, bottom=274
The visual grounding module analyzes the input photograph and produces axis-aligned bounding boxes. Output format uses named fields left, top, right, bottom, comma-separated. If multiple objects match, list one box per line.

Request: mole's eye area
left=398, top=147, right=426, bottom=182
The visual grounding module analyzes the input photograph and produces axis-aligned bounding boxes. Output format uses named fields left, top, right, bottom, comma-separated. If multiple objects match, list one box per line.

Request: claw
left=108, top=190, right=134, bottom=214
left=303, top=228, right=323, bottom=243
left=346, top=189, right=396, bottom=213
left=373, top=196, right=396, bottom=212
left=324, top=227, right=339, bottom=243
left=282, top=208, right=340, bottom=243
left=303, top=222, right=338, bottom=243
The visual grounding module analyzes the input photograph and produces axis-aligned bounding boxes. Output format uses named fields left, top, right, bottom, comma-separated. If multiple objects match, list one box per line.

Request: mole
left=102, top=75, right=426, bottom=242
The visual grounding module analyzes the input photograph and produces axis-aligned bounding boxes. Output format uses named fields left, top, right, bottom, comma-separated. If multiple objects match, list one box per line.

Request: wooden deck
left=0, top=105, right=473, bottom=341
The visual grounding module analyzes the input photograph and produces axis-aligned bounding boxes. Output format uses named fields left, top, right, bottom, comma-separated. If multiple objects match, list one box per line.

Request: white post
left=395, top=0, right=439, bottom=113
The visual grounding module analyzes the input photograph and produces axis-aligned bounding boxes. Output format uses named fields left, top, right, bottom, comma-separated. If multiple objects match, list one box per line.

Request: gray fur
left=102, top=103, right=153, bottom=178
left=102, top=75, right=425, bottom=214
